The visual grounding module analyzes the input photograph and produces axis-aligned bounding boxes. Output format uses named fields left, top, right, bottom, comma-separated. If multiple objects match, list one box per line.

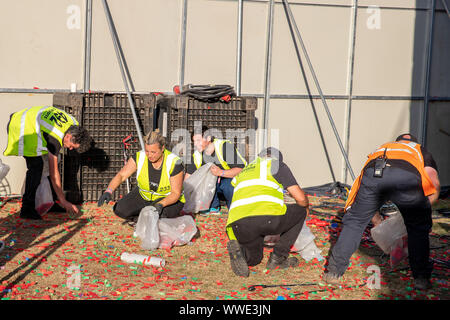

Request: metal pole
left=342, top=0, right=358, bottom=183
left=421, top=0, right=436, bottom=147
left=236, top=0, right=244, bottom=96
left=282, top=0, right=355, bottom=180
left=262, top=0, right=275, bottom=150
left=101, top=0, right=145, bottom=150
left=83, top=0, right=93, bottom=93
left=179, top=0, right=188, bottom=89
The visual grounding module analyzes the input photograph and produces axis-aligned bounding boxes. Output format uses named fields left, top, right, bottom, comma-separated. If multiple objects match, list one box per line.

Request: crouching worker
left=4, top=106, right=92, bottom=219
left=97, top=130, right=185, bottom=225
left=225, top=147, right=309, bottom=277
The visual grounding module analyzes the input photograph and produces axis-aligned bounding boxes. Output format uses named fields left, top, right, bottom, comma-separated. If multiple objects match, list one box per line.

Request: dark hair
left=259, top=147, right=283, bottom=163
left=192, top=125, right=214, bottom=141
left=395, top=133, right=418, bottom=143
left=66, top=125, right=92, bottom=153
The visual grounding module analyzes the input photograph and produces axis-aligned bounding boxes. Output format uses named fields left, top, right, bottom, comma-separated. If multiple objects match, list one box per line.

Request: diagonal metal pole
left=282, top=0, right=355, bottom=180
left=101, top=0, right=145, bottom=150
left=282, top=3, right=336, bottom=183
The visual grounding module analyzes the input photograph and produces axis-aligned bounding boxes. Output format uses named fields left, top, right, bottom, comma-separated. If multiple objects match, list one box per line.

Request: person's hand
left=98, top=191, right=112, bottom=207
left=210, top=164, right=224, bottom=177
left=60, top=199, right=80, bottom=216
left=153, top=202, right=163, bottom=215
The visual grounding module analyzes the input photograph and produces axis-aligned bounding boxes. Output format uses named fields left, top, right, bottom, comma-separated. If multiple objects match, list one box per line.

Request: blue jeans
left=210, top=177, right=234, bottom=209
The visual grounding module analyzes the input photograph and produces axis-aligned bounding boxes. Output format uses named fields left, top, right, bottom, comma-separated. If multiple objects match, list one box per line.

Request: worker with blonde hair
left=98, top=130, right=185, bottom=225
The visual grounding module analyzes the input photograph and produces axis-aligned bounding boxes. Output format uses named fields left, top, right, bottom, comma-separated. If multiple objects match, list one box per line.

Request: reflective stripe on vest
left=4, top=106, right=78, bottom=157
left=136, top=149, right=185, bottom=203
left=345, top=141, right=437, bottom=211
left=226, top=157, right=286, bottom=227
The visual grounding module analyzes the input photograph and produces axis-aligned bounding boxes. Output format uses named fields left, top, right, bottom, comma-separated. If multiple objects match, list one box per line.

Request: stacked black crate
left=53, top=92, right=156, bottom=203
left=156, top=95, right=257, bottom=164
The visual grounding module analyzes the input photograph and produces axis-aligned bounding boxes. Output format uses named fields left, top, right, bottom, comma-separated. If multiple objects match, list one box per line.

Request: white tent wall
left=0, top=0, right=449, bottom=195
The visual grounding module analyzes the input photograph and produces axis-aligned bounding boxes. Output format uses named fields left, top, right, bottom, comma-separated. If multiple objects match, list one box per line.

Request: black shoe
left=19, top=207, right=42, bottom=220
left=266, top=252, right=298, bottom=270
left=227, top=240, right=249, bottom=277
left=414, top=278, right=432, bottom=290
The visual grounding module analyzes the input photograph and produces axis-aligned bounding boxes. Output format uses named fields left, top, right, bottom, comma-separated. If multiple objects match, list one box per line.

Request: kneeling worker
left=185, top=126, right=247, bottom=215
left=97, top=130, right=185, bottom=224
left=4, top=106, right=92, bottom=219
left=226, top=147, right=309, bottom=277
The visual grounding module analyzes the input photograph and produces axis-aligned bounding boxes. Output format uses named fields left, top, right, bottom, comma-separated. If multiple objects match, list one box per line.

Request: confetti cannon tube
left=120, top=252, right=165, bottom=267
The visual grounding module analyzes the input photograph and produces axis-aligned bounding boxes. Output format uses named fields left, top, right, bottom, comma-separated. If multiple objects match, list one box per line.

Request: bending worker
left=98, top=130, right=185, bottom=225
left=4, top=106, right=92, bottom=219
left=225, top=147, right=309, bottom=277
left=185, top=126, right=247, bottom=215
left=324, top=134, right=440, bottom=290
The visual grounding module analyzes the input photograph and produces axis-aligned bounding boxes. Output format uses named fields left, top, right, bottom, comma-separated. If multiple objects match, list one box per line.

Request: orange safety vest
left=345, top=141, right=437, bottom=211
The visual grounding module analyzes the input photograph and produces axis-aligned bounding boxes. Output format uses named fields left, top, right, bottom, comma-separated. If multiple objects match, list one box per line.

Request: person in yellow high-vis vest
left=98, top=130, right=185, bottom=225
left=4, top=106, right=92, bottom=219
left=323, top=134, right=440, bottom=290
left=185, top=126, right=247, bottom=215
left=225, top=147, right=309, bottom=277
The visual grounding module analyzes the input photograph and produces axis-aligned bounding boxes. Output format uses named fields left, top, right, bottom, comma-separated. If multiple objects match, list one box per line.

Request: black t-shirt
left=186, top=141, right=246, bottom=174
left=42, top=132, right=62, bottom=156
left=271, top=160, right=299, bottom=189
left=132, top=153, right=184, bottom=192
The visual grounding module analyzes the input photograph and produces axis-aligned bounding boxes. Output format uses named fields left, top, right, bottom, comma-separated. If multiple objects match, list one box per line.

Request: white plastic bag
left=291, top=223, right=316, bottom=252
left=264, top=222, right=324, bottom=262
left=158, top=215, right=198, bottom=249
left=182, top=163, right=218, bottom=213
left=370, top=211, right=407, bottom=254
left=292, top=223, right=324, bottom=262
left=35, top=155, right=54, bottom=215
left=35, top=177, right=54, bottom=215
left=135, top=206, right=160, bottom=250
left=0, top=159, right=10, bottom=181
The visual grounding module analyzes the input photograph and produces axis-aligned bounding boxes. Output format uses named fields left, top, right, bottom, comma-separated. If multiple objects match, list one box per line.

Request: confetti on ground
left=0, top=197, right=448, bottom=300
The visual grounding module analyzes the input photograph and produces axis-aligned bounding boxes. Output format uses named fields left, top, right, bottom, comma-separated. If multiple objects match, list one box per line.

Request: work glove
left=153, top=202, right=163, bottom=215
left=97, top=191, right=112, bottom=207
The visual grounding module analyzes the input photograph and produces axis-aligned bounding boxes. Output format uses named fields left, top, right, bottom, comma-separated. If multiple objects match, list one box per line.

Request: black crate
left=156, top=95, right=257, bottom=162
left=54, top=92, right=156, bottom=203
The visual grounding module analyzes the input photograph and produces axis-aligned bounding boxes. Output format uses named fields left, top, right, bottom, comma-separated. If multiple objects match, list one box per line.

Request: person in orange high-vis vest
left=323, top=134, right=440, bottom=291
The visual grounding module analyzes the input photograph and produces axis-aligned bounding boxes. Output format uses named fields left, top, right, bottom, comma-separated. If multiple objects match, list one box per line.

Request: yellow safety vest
left=226, top=157, right=286, bottom=240
left=136, top=149, right=185, bottom=203
left=4, top=106, right=78, bottom=157
left=192, top=139, right=247, bottom=170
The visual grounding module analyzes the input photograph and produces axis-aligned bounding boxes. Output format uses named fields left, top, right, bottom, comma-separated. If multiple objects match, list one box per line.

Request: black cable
left=180, top=84, right=236, bottom=102
left=248, top=282, right=317, bottom=291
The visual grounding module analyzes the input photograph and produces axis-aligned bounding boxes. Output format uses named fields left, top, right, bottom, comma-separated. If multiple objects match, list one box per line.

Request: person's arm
left=106, top=157, right=137, bottom=193
left=286, top=185, right=309, bottom=210
left=158, top=171, right=184, bottom=207
left=425, top=166, right=440, bottom=205
left=210, top=165, right=242, bottom=178
left=48, top=153, right=79, bottom=215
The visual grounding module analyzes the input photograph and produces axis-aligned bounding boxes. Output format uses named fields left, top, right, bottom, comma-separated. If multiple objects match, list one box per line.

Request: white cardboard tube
left=121, top=252, right=165, bottom=267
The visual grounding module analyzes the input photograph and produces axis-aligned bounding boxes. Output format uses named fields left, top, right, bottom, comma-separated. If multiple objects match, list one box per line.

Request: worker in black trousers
left=323, top=134, right=440, bottom=290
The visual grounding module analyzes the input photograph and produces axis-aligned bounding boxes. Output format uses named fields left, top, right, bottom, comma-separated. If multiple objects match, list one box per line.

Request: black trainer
left=19, top=207, right=42, bottom=220
left=266, top=252, right=299, bottom=270
left=227, top=240, right=249, bottom=277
